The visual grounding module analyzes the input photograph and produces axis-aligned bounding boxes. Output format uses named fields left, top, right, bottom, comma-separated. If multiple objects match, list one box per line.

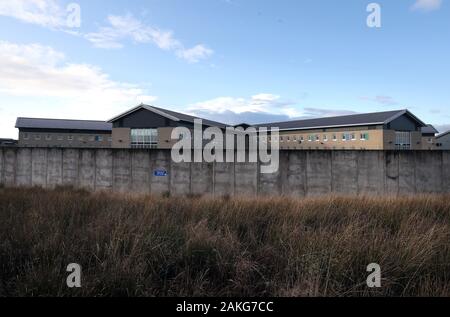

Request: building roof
left=15, top=118, right=112, bottom=131
left=108, top=104, right=227, bottom=128
left=0, top=138, right=18, bottom=146
left=254, top=109, right=427, bottom=131
left=421, top=124, right=439, bottom=135
left=437, top=130, right=450, bottom=139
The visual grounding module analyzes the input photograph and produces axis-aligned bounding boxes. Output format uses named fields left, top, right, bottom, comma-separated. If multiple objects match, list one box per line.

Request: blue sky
left=0, top=0, right=449, bottom=138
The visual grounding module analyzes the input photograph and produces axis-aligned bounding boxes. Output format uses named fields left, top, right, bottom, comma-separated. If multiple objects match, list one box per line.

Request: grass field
left=0, top=186, right=449, bottom=297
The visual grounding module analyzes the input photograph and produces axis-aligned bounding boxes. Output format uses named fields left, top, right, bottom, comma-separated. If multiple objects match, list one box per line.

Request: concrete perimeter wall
left=1, top=148, right=449, bottom=197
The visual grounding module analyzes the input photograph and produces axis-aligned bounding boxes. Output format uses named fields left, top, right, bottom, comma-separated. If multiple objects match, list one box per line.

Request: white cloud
left=176, top=44, right=213, bottom=64
left=85, top=14, right=181, bottom=50
left=302, top=108, right=357, bottom=118
left=361, top=95, right=398, bottom=106
left=0, top=0, right=66, bottom=28
left=188, top=94, right=294, bottom=115
left=186, top=94, right=360, bottom=125
left=411, top=0, right=442, bottom=12
left=85, top=14, right=213, bottom=63
left=0, top=41, right=156, bottom=138
left=0, top=2, right=213, bottom=63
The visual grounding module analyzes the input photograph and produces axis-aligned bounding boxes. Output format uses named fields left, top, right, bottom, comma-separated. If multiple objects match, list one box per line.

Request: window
left=24, top=133, right=29, bottom=140
left=108, top=137, right=112, bottom=142
left=95, top=136, right=103, bottom=142
left=308, top=135, right=313, bottom=142
left=427, top=138, right=433, bottom=144
left=315, top=135, right=320, bottom=142
left=35, top=135, right=41, bottom=140
left=342, top=133, right=352, bottom=141
left=68, top=135, right=73, bottom=141
left=360, top=133, right=369, bottom=141
left=57, top=135, right=63, bottom=141
left=395, top=132, right=411, bottom=150
left=333, top=134, right=337, bottom=141
left=300, top=136, right=304, bottom=142
left=323, top=134, right=328, bottom=142
left=131, top=129, right=158, bottom=149
left=45, top=135, right=52, bottom=141
left=351, top=133, right=356, bottom=141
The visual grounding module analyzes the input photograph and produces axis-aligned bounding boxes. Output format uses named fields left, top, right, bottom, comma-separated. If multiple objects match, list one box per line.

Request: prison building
left=421, top=125, right=439, bottom=150
left=108, top=104, right=226, bottom=149
left=0, top=138, right=17, bottom=147
left=16, top=118, right=112, bottom=148
left=436, top=131, right=450, bottom=150
left=256, top=109, right=433, bottom=150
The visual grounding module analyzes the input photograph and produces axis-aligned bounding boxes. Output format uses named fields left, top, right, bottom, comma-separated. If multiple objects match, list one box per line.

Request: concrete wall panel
left=170, top=161, right=191, bottom=196
left=282, top=151, right=307, bottom=197
left=259, top=152, right=284, bottom=197
left=79, top=150, right=96, bottom=190
left=443, top=151, right=450, bottom=193
left=306, top=151, right=332, bottom=196
left=113, top=150, right=132, bottom=192
left=16, top=148, right=32, bottom=186
left=415, top=151, right=442, bottom=193
left=357, top=151, right=385, bottom=195
left=31, top=148, right=47, bottom=187
left=47, top=149, right=63, bottom=187
left=235, top=161, right=258, bottom=197
left=0, top=148, right=3, bottom=185
left=398, top=152, right=416, bottom=195
left=62, top=149, right=79, bottom=186
left=95, top=149, right=112, bottom=190
left=150, top=150, right=170, bottom=194
left=385, top=151, right=399, bottom=196
left=331, top=151, right=358, bottom=195
left=191, top=162, right=213, bottom=196
left=214, top=162, right=235, bottom=196
left=3, top=149, right=16, bottom=186
left=131, top=151, right=151, bottom=193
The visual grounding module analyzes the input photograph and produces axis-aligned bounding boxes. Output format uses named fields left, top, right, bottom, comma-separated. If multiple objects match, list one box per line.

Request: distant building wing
left=15, top=118, right=112, bottom=131
left=253, top=109, right=427, bottom=131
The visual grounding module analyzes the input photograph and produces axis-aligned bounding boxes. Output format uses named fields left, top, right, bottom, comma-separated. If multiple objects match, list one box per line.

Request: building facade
left=258, top=110, right=433, bottom=150
left=109, top=104, right=226, bottom=149
left=436, top=131, right=450, bottom=150
left=421, top=125, right=439, bottom=150
left=14, top=106, right=439, bottom=151
left=16, top=118, right=112, bottom=148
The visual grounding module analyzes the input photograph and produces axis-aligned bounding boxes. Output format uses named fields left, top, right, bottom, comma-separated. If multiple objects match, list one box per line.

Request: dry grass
left=0, top=186, right=449, bottom=297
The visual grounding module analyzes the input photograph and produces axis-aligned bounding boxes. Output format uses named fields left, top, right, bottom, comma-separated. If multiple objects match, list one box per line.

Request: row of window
left=281, top=146, right=369, bottom=150
left=267, top=133, right=370, bottom=143
left=23, top=134, right=111, bottom=142
left=131, top=129, right=158, bottom=149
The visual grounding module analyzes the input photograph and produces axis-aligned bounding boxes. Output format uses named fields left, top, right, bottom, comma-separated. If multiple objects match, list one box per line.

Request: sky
left=0, top=0, right=449, bottom=138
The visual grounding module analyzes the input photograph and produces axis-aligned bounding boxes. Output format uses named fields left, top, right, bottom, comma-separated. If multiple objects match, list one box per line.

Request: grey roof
left=254, top=109, right=426, bottom=131
left=16, top=118, right=112, bottom=131
left=0, top=138, right=18, bottom=146
left=421, top=124, right=439, bottom=134
left=109, top=104, right=227, bottom=128
left=437, top=130, right=450, bottom=138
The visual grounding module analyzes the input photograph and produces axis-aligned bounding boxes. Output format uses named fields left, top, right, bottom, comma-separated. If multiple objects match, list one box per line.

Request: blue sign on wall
left=154, top=170, right=168, bottom=177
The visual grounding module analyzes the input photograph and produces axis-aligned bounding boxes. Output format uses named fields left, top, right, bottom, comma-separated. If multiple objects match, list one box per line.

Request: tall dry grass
left=0, top=186, right=449, bottom=297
